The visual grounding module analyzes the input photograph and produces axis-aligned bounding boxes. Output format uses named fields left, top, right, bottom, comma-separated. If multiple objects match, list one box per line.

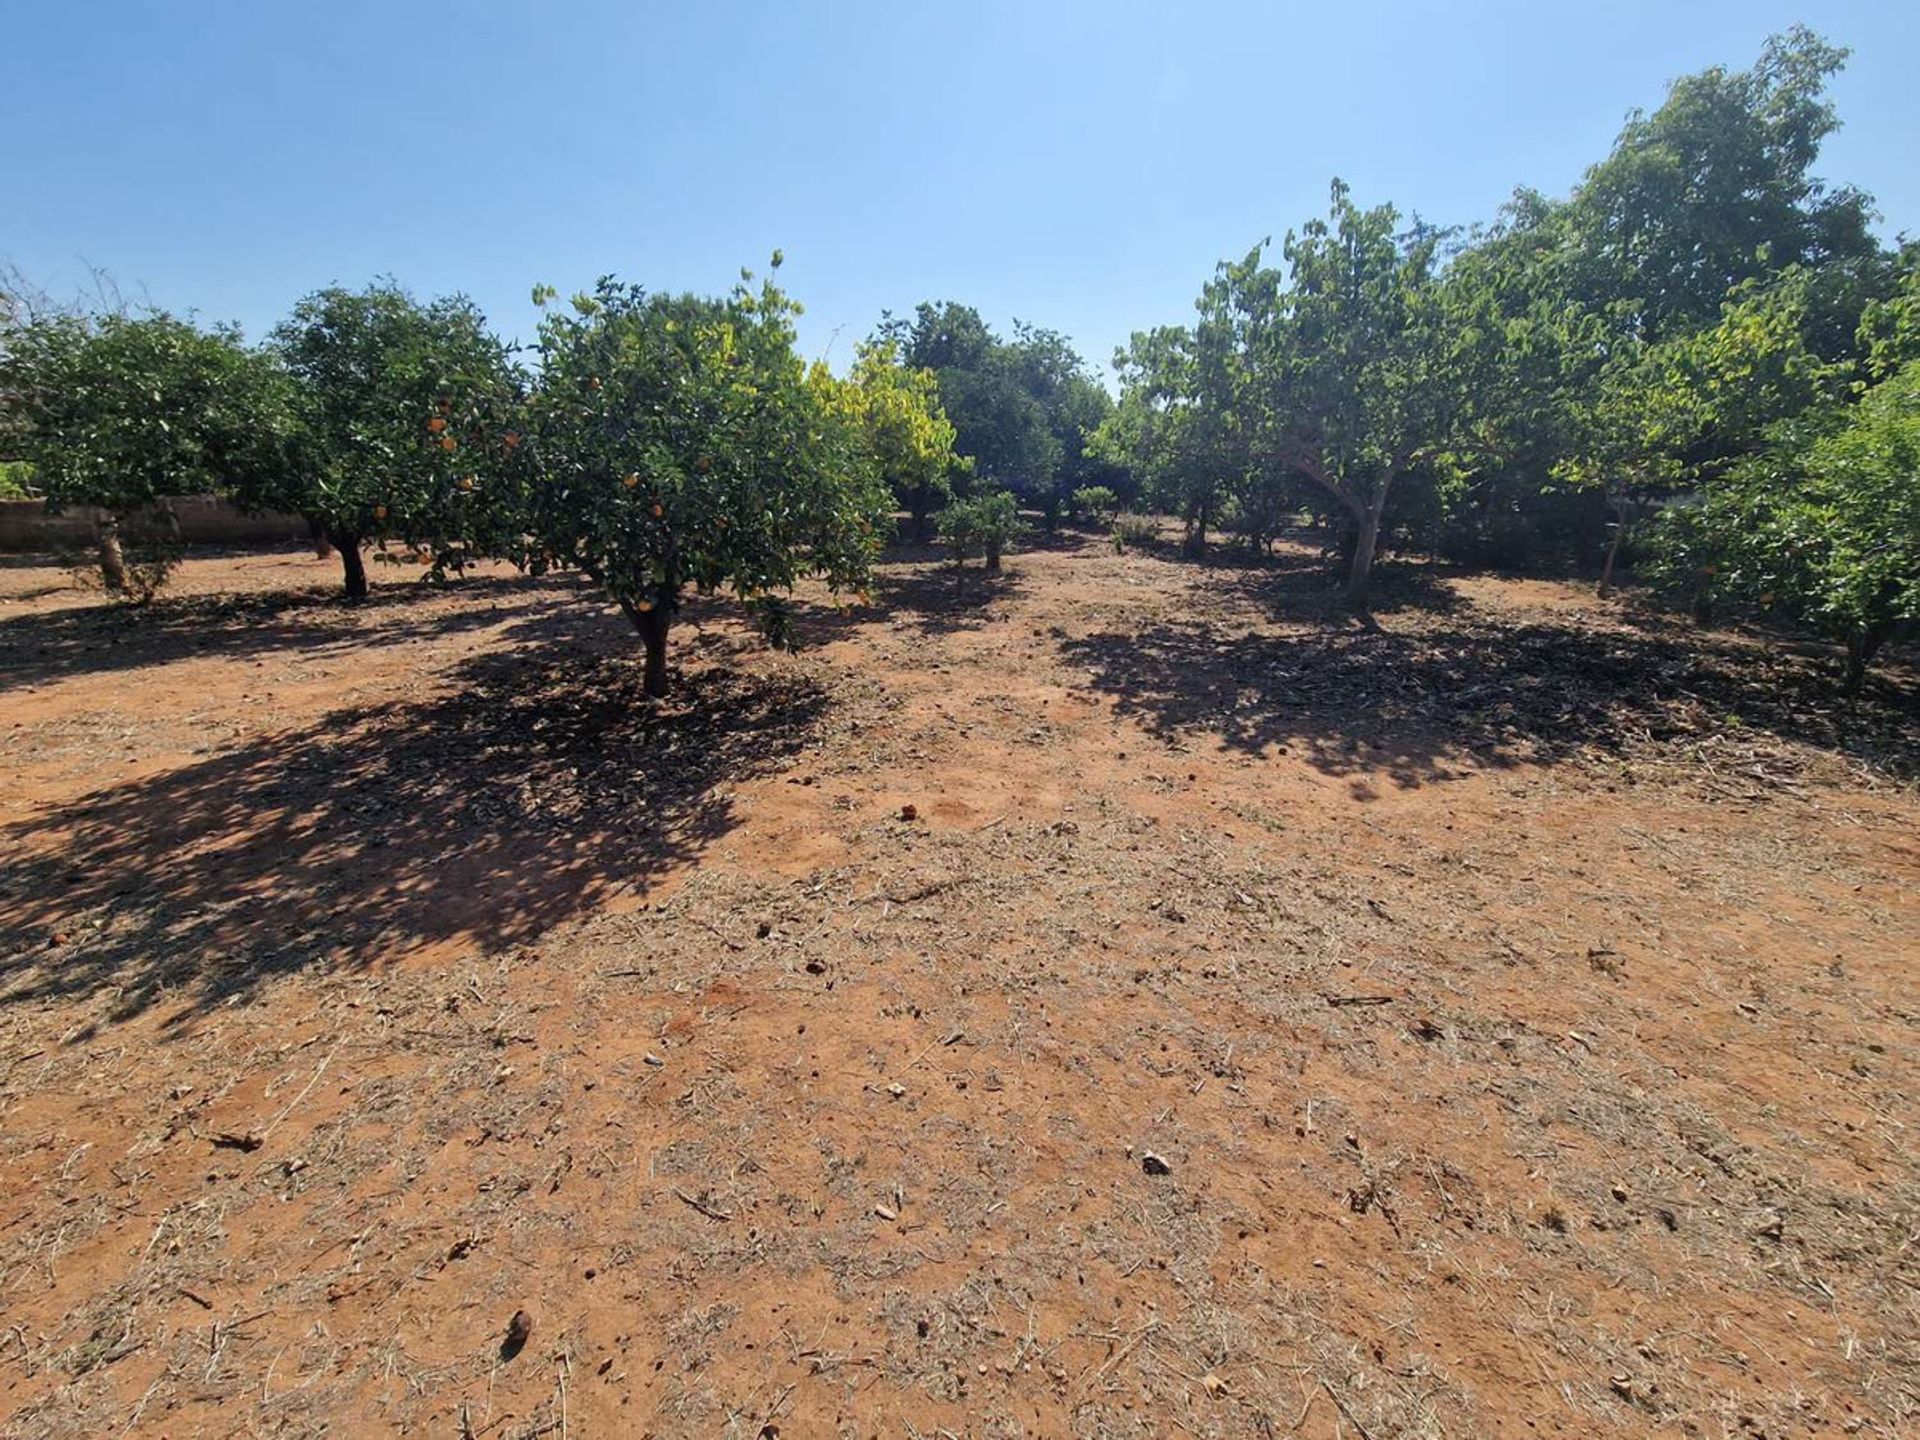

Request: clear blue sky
left=6, top=1, right=1915, bottom=378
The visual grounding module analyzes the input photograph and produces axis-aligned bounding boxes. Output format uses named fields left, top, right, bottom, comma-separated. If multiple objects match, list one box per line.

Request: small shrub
left=937, top=489, right=1023, bottom=572
left=1069, top=485, right=1118, bottom=525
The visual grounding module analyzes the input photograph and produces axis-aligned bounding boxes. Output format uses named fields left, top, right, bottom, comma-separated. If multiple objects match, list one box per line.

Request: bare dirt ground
left=0, top=533, right=1914, bottom=1439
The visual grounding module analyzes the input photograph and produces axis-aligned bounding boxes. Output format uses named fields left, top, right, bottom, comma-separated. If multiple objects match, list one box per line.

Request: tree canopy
left=264, top=281, right=521, bottom=598
left=498, top=268, right=889, bottom=696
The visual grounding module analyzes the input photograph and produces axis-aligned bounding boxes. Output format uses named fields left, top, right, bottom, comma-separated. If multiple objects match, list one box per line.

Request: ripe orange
left=427, top=416, right=446, bottom=433
left=650, top=503, right=664, bottom=518
left=623, top=473, right=640, bottom=489
left=503, top=432, right=520, bottom=450
left=637, top=599, right=655, bottom=612
left=440, top=436, right=457, bottom=452
left=458, top=476, right=475, bottom=492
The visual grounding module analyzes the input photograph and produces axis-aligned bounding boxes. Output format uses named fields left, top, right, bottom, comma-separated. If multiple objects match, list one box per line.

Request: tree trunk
left=1597, top=512, right=1626, bottom=598
left=308, top=516, right=334, bottom=560
left=334, top=532, right=368, bottom=600
left=1344, top=487, right=1389, bottom=609
left=1843, top=617, right=1896, bottom=697
left=1183, top=505, right=1207, bottom=558
left=985, top=539, right=1002, bottom=574
left=96, top=515, right=130, bottom=593
left=615, top=594, right=674, bottom=696
left=911, top=493, right=930, bottom=543
left=638, top=604, right=671, bottom=698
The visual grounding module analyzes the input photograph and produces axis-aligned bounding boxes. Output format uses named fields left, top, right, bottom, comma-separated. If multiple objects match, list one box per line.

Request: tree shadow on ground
left=0, top=574, right=586, bottom=695
left=0, top=646, right=832, bottom=1027
left=792, top=558, right=1027, bottom=642
left=1062, top=610, right=1917, bottom=789
left=1113, top=526, right=1464, bottom=620
left=1200, top=544, right=1466, bottom=622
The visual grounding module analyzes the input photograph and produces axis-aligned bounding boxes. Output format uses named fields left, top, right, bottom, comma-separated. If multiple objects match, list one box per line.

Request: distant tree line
left=1087, top=26, right=1915, bottom=686
left=0, top=27, right=1911, bottom=688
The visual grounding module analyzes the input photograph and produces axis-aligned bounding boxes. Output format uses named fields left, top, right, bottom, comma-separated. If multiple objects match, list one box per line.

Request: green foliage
left=937, top=488, right=1023, bottom=569
left=502, top=267, right=889, bottom=694
left=1095, top=323, right=1229, bottom=553
left=1558, top=266, right=1848, bottom=550
left=0, top=309, right=292, bottom=595
left=821, top=340, right=960, bottom=537
left=1561, top=25, right=1877, bottom=342
left=1068, top=485, right=1118, bottom=525
left=263, top=281, right=520, bottom=596
left=1651, top=365, right=1919, bottom=688
left=0, top=460, right=34, bottom=499
left=880, top=303, right=1121, bottom=517
left=0, top=311, right=291, bottom=514
left=1860, top=249, right=1920, bottom=379
left=1105, top=181, right=1481, bottom=596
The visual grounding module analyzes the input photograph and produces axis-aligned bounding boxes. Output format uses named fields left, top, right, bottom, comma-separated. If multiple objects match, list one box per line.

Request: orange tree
left=259, top=281, right=521, bottom=599
left=820, top=339, right=961, bottom=540
left=0, top=310, right=291, bottom=594
left=498, top=263, right=888, bottom=697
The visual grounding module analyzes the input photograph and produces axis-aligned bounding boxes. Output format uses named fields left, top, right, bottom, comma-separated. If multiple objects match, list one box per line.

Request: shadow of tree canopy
left=1061, top=611, right=1916, bottom=788
left=1204, top=544, right=1467, bottom=623
left=789, top=556, right=1028, bottom=643
left=0, top=647, right=832, bottom=1026
left=0, top=574, right=590, bottom=695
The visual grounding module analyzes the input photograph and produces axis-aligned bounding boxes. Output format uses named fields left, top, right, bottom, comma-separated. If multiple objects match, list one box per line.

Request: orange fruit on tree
left=374, top=504, right=389, bottom=520
left=623, top=473, right=640, bottom=489
left=427, top=416, right=446, bottom=433
left=651, top=503, right=664, bottom=518
left=458, top=476, right=475, bottom=492
left=503, top=432, right=520, bottom=450
left=440, top=435, right=457, bottom=452
left=637, top=598, right=654, bottom=612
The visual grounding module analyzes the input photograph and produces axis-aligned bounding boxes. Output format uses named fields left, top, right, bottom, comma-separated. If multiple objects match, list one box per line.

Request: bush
left=0, top=460, right=34, bottom=498
left=937, top=489, right=1023, bottom=572
left=1068, top=485, right=1118, bottom=525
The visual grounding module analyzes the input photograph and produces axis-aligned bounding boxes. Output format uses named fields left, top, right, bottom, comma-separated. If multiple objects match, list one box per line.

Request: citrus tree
left=826, top=340, right=960, bottom=540
left=501, top=263, right=889, bottom=697
left=261, top=281, right=520, bottom=599
left=0, top=310, right=292, bottom=595
left=937, top=488, right=1023, bottom=573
